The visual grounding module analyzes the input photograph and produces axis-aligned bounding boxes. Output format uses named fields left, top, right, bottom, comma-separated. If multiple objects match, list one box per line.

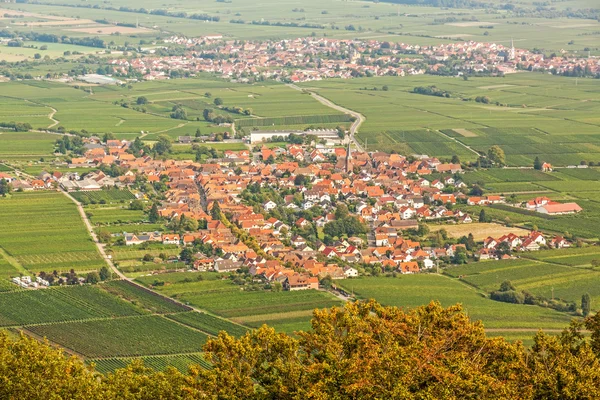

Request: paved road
left=286, top=84, right=366, bottom=152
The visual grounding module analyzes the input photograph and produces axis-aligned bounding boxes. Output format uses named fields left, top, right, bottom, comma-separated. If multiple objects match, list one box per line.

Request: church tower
left=345, top=141, right=353, bottom=174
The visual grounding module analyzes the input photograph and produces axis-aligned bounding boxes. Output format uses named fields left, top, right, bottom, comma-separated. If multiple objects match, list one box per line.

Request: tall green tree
left=148, top=203, right=160, bottom=223
left=582, top=293, right=592, bottom=317
left=533, top=156, right=542, bottom=170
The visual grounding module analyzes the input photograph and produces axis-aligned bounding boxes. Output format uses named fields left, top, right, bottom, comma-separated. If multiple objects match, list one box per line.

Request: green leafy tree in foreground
left=487, top=145, right=506, bottom=166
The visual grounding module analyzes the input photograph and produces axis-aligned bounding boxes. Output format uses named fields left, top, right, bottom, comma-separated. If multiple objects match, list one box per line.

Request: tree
left=487, top=145, right=506, bottom=166
left=582, top=293, right=592, bottom=317
left=153, top=135, right=172, bottom=155
left=211, top=201, right=222, bottom=221
left=382, top=85, right=389, bottom=91
left=417, top=223, right=429, bottom=237
left=99, top=266, right=111, bottom=281
left=136, top=96, right=148, bottom=105
left=214, top=97, right=223, bottom=106
left=85, top=271, right=100, bottom=284
left=479, top=209, right=488, bottom=223
left=451, top=155, right=460, bottom=164
left=102, top=132, right=116, bottom=142
left=533, top=156, right=542, bottom=170
left=170, top=105, right=187, bottom=120
left=129, top=200, right=144, bottom=210
left=0, top=179, right=12, bottom=197
left=334, top=204, right=349, bottom=220
left=97, top=229, right=112, bottom=244
left=148, top=203, right=160, bottom=223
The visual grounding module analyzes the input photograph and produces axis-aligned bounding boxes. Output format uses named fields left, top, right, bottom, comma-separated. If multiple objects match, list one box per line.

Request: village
left=0, top=132, right=576, bottom=291
left=104, top=36, right=600, bottom=82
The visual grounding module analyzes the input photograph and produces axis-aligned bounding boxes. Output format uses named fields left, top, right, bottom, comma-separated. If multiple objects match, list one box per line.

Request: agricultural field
left=27, top=315, right=209, bottom=358
left=446, top=257, right=600, bottom=313
left=91, top=353, right=210, bottom=374
left=140, top=274, right=342, bottom=333
left=0, top=131, right=57, bottom=159
left=0, top=77, right=341, bottom=140
left=102, top=280, right=191, bottom=314
left=0, top=285, right=143, bottom=327
left=167, top=311, right=250, bottom=337
left=87, top=207, right=145, bottom=225
left=70, top=189, right=136, bottom=205
left=429, top=223, right=530, bottom=242
left=1, top=0, right=599, bottom=53
left=300, top=74, right=600, bottom=166
left=0, top=192, right=105, bottom=274
left=338, top=275, right=573, bottom=344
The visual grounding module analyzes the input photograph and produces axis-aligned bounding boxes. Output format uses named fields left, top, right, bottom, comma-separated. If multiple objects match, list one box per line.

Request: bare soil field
left=430, top=223, right=530, bottom=241
left=453, top=128, right=478, bottom=137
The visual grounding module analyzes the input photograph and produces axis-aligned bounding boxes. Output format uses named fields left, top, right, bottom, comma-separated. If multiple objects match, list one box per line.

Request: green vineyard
left=235, top=114, right=351, bottom=128
left=90, top=353, right=211, bottom=374
left=167, top=311, right=250, bottom=337
left=71, top=189, right=136, bottom=204
left=102, top=280, right=191, bottom=314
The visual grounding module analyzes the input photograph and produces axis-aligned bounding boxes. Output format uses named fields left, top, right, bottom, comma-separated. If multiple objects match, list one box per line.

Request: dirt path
left=47, top=107, right=59, bottom=129
left=0, top=247, right=28, bottom=275
left=286, top=83, right=366, bottom=152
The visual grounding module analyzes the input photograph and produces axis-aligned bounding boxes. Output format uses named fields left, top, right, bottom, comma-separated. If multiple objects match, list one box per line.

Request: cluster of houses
left=7, top=134, right=565, bottom=288
left=106, top=36, right=600, bottom=83
left=478, top=231, right=571, bottom=259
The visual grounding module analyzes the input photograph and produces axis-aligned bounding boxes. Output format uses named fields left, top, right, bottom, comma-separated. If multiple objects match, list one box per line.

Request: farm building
left=537, top=203, right=582, bottom=215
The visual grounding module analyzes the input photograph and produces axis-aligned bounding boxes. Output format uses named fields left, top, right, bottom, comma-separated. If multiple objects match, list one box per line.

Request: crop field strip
left=102, top=280, right=192, bottom=314
left=0, top=76, right=341, bottom=139
left=139, top=273, right=342, bottom=333
left=89, top=353, right=211, bottom=374
left=446, top=257, right=600, bottom=312
left=0, top=192, right=105, bottom=273
left=26, top=314, right=209, bottom=358
left=337, top=274, right=573, bottom=345
left=299, top=73, right=600, bottom=166
left=70, top=189, right=136, bottom=204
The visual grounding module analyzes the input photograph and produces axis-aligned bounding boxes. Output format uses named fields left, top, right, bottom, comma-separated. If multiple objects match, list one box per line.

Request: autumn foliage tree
left=2, top=301, right=600, bottom=399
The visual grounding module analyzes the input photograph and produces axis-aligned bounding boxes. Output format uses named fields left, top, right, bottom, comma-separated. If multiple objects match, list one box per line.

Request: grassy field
left=1, top=0, right=599, bottom=53
left=139, top=274, right=342, bottom=333
left=0, top=77, right=339, bottom=139
left=0, top=192, right=105, bottom=274
left=338, top=275, right=573, bottom=345
left=70, top=189, right=136, bottom=204
left=300, top=74, right=600, bottom=166
left=446, top=257, right=600, bottom=313
left=27, top=315, right=209, bottom=358
left=0, top=131, right=57, bottom=159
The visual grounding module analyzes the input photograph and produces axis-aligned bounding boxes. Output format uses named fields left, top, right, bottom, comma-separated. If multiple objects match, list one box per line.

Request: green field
left=0, top=192, right=105, bottom=273
left=0, top=286, right=144, bottom=327
left=70, top=189, right=136, bottom=204
left=300, top=74, right=600, bottom=166
left=0, top=77, right=339, bottom=139
left=1, top=0, right=599, bottom=53
left=140, top=274, right=342, bottom=333
left=27, top=315, right=209, bottom=358
left=91, top=353, right=210, bottom=374
left=0, top=131, right=57, bottom=159
left=338, top=275, right=573, bottom=344
left=167, top=311, right=249, bottom=337
left=102, top=280, right=191, bottom=314
left=87, top=207, right=145, bottom=224
left=446, top=257, right=600, bottom=313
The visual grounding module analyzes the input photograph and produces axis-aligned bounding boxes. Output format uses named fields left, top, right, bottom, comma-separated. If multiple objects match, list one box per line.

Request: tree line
left=2, top=300, right=600, bottom=399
